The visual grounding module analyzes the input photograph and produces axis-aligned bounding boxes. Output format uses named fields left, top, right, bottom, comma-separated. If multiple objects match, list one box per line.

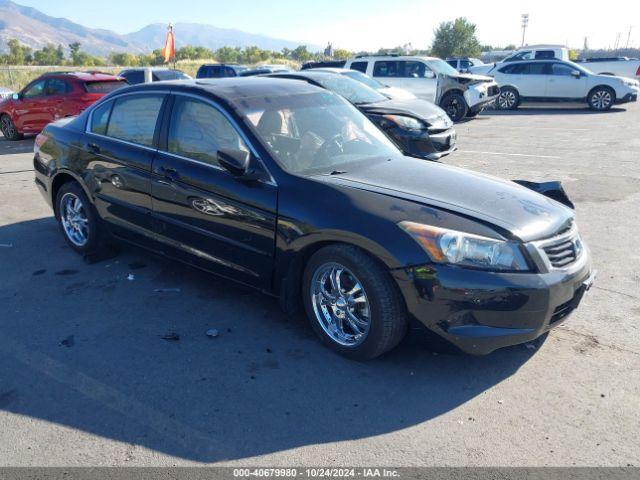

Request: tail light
left=34, top=133, right=49, bottom=154
left=636, top=65, right=640, bottom=76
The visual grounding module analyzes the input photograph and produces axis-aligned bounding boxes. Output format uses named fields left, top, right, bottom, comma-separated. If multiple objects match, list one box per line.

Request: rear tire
left=440, top=92, right=469, bottom=122
left=0, top=114, right=23, bottom=141
left=496, top=87, right=520, bottom=110
left=55, top=182, right=103, bottom=255
left=302, top=245, right=407, bottom=360
left=588, top=86, right=615, bottom=111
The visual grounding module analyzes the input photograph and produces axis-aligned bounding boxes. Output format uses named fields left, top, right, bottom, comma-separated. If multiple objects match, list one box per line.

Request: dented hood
left=319, top=157, right=574, bottom=242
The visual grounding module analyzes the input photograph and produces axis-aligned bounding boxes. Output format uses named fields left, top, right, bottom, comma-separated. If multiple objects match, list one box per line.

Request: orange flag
left=163, top=25, right=175, bottom=63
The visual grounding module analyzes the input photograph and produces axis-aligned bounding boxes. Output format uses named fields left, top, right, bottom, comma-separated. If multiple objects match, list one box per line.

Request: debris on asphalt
left=161, top=332, right=180, bottom=342
left=59, top=335, right=75, bottom=348
left=127, top=274, right=135, bottom=281
left=206, top=328, right=219, bottom=338
left=498, top=399, right=504, bottom=404
left=154, top=288, right=181, bottom=293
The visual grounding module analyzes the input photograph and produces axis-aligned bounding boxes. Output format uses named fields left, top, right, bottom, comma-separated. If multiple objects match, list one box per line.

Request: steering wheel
left=315, top=134, right=345, bottom=161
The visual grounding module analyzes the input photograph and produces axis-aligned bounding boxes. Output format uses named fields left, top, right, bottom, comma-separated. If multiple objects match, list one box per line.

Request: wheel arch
left=588, top=84, right=616, bottom=100
left=50, top=170, right=93, bottom=217
left=276, top=234, right=403, bottom=315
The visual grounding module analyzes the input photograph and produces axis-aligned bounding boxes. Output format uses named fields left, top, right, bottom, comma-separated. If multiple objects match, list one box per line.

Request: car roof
left=120, top=67, right=181, bottom=72
left=119, top=77, right=324, bottom=102
left=311, top=67, right=353, bottom=73
left=351, top=55, right=438, bottom=62
left=46, top=71, right=122, bottom=81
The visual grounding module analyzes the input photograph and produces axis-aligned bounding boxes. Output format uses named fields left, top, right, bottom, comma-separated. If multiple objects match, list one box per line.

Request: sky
left=15, top=0, right=640, bottom=51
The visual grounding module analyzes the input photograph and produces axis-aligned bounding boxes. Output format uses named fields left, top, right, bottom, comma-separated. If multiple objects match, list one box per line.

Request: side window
left=22, top=80, right=47, bottom=99
left=224, top=67, right=236, bottom=77
left=350, top=61, right=368, bottom=73
left=167, top=97, right=248, bottom=166
left=460, top=60, right=471, bottom=69
left=500, top=63, right=527, bottom=74
left=508, top=51, right=532, bottom=62
left=90, top=101, right=113, bottom=135
left=45, top=79, right=70, bottom=96
left=446, top=60, right=457, bottom=68
left=373, top=61, right=400, bottom=77
left=535, top=50, right=556, bottom=59
left=402, top=61, right=427, bottom=78
left=124, top=71, right=144, bottom=84
left=528, top=63, right=549, bottom=75
left=106, top=94, right=164, bottom=147
left=551, top=63, right=576, bottom=76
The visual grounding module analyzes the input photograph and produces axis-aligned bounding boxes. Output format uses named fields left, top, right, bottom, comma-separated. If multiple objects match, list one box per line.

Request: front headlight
left=383, top=114, right=425, bottom=131
left=399, top=221, right=530, bottom=271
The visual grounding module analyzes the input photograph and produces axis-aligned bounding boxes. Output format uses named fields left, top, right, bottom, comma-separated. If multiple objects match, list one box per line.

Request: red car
left=0, top=72, right=126, bottom=141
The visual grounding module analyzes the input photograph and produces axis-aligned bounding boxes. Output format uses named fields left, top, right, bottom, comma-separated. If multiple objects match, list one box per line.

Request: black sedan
left=266, top=71, right=457, bottom=161
left=34, top=78, right=594, bottom=359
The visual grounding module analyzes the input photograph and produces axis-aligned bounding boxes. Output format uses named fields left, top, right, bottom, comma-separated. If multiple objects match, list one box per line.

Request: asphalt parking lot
left=0, top=103, right=639, bottom=467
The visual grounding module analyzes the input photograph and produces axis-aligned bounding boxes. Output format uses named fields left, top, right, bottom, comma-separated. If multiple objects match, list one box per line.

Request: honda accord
left=33, top=78, right=594, bottom=359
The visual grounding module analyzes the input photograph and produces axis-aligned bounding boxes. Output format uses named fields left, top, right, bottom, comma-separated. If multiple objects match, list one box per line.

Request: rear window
left=106, top=94, right=165, bottom=147
left=350, top=61, right=368, bottom=73
left=84, top=80, right=127, bottom=94
left=153, top=70, right=190, bottom=81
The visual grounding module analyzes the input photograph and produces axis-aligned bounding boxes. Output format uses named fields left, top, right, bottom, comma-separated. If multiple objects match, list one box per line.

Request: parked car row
left=33, top=77, right=595, bottom=359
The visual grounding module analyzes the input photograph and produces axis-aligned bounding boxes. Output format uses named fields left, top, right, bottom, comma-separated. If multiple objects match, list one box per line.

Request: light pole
left=521, top=14, right=529, bottom=47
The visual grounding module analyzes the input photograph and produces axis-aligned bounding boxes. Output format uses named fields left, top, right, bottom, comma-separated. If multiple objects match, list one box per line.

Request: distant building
left=324, top=42, right=334, bottom=58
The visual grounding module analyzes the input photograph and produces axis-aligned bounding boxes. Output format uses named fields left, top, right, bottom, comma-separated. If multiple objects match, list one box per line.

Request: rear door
left=397, top=60, right=438, bottom=102
left=151, top=94, right=278, bottom=288
left=45, top=78, right=72, bottom=122
left=83, top=92, right=167, bottom=243
left=515, top=62, right=550, bottom=97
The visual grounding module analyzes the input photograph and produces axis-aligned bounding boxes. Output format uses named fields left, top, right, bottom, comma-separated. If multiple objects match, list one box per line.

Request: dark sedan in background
left=266, top=70, right=457, bottom=161
left=33, top=78, right=593, bottom=359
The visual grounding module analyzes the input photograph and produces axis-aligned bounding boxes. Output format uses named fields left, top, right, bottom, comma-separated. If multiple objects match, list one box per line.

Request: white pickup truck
left=471, top=46, right=640, bottom=79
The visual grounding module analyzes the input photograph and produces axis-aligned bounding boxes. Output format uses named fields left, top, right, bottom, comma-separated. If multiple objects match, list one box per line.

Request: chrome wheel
left=591, top=90, right=612, bottom=110
left=60, top=192, right=89, bottom=247
left=1, top=116, right=16, bottom=138
left=498, top=90, right=517, bottom=109
left=310, top=262, right=371, bottom=347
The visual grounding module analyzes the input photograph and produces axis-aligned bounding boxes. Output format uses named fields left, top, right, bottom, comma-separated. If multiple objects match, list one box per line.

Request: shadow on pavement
left=482, top=107, right=627, bottom=116
left=0, top=217, right=537, bottom=462
left=0, top=136, right=35, bottom=155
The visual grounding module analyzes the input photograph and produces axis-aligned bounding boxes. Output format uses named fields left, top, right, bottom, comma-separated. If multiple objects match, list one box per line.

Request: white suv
left=345, top=55, right=500, bottom=122
left=491, top=60, right=639, bottom=111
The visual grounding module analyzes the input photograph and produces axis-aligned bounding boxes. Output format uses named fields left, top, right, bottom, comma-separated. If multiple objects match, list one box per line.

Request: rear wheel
left=496, top=87, right=520, bottom=110
left=0, top=114, right=23, bottom=141
left=440, top=92, right=469, bottom=122
left=588, top=86, right=615, bottom=111
left=302, top=245, right=407, bottom=360
left=55, top=182, right=102, bottom=255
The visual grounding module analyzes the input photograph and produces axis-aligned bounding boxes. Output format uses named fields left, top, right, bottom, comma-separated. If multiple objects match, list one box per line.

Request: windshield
left=426, top=59, right=460, bottom=76
left=313, top=75, right=388, bottom=105
left=240, top=91, right=400, bottom=175
left=341, top=70, right=385, bottom=90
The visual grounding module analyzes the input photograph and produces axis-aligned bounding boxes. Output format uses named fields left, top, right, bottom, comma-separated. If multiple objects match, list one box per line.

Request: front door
left=546, top=63, right=588, bottom=99
left=151, top=95, right=278, bottom=289
left=14, top=79, right=49, bottom=133
left=517, top=62, right=551, bottom=98
left=83, top=93, right=166, bottom=243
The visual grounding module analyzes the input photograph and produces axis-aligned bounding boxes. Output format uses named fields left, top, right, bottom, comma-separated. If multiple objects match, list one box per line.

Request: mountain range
left=0, top=0, right=319, bottom=56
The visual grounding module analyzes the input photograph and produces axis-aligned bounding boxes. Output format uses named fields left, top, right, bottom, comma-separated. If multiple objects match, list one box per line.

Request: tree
left=333, top=49, right=352, bottom=60
left=431, top=17, right=481, bottom=59
left=291, top=45, right=312, bottom=62
left=3, top=38, right=33, bottom=65
left=33, top=43, right=63, bottom=65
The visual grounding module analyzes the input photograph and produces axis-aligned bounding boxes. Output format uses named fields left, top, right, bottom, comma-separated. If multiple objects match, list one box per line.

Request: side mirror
left=11, top=93, right=20, bottom=100
left=571, top=70, right=581, bottom=78
left=218, top=148, right=250, bottom=176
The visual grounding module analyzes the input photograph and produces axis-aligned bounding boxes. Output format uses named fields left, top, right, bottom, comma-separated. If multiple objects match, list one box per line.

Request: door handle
left=87, top=143, right=100, bottom=155
left=158, top=166, right=179, bottom=181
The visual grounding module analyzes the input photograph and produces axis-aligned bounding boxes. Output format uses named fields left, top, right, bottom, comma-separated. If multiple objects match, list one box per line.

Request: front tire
left=588, top=86, right=615, bottom=111
left=302, top=245, right=407, bottom=360
left=496, top=87, right=520, bottom=110
left=0, top=114, right=23, bottom=141
left=440, top=92, right=469, bottom=122
left=55, top=182, right=102, bottom=255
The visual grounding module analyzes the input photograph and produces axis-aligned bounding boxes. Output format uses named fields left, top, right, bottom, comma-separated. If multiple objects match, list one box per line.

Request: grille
left=543, top=238, right=577, bottom=268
